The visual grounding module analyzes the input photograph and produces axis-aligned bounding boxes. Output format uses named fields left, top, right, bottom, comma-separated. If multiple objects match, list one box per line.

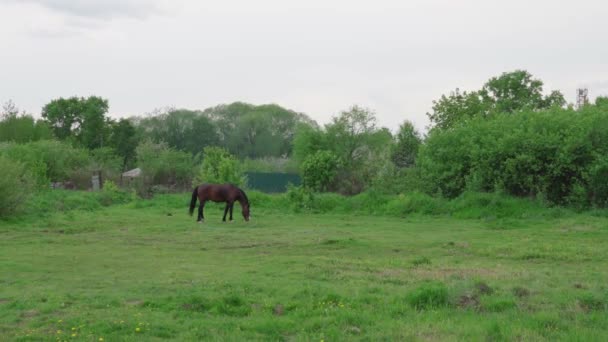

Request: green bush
left=0, top=140, right=90, bottom=186
left=97, top=180, right=132, bottom=206
left=0, top=156, right=34, bottom=218
left=301, top=150, right=339, bottom=192
left=418, top=105, right=608, bottom=206
left=136, top=140, right=194, bottom=190
left=193, top=146, right=246, bottom=186
left=286, top=185, right=315, bottom=212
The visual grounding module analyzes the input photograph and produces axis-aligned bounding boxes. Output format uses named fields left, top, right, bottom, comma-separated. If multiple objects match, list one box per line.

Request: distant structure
left=576, top=88, right=589, bottom=109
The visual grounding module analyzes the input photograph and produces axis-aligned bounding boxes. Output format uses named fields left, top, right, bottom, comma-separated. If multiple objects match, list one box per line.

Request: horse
left=189, top=184, right=250, bottom=223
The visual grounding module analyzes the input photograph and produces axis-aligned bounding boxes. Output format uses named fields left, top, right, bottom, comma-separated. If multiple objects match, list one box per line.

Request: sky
left=1, top=0, right=607, bottom=132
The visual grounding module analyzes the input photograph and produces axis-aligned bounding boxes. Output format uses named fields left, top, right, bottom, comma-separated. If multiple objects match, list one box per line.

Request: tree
left=427, top=89, right=488, bottom=131
left=391, top=121, right=422, bottom=168
left=294, top=105, right=392, bottom=194
left=427, top=70, right=566, bottom=131
left=202, top=102, right=317, bottom=158
left=41, top=96, right=110, bottom=148
left=482, top=70, right=565, bottom=113
left=109, top=119, right=139, bottom=171
left=1, top=101, right=52, bottom=143
left=135, top=109, right=219, bottom=155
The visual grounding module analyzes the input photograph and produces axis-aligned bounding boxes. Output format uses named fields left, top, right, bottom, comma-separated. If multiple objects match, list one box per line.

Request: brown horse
left=189, top=184, right=250, bottom=223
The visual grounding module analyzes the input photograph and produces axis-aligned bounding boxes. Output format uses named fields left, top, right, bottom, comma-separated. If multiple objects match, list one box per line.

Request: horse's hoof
left=197, top=220, right=204, bottom=224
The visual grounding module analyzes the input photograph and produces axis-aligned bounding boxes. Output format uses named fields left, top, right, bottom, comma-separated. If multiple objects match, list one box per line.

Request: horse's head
left=242, top=203, right=250, bottom=221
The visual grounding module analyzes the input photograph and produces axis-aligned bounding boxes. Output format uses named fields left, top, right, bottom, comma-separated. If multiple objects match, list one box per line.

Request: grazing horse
left=189, top=184, right=250, bottom=223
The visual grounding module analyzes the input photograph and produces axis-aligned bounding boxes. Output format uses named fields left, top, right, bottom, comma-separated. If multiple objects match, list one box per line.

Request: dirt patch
left=410, top=268, right=499, bottom=280
left=457, top=294, right=479, bottom=310
left=475, top=282, right=494, bottom=295
left=219, top=242, right=285, bottom=250
left=125, top=299, right=144, bottom=306
left=273, top=304, right=284, bottom=316
left=559, top=225, right=597, bottom=233
left=21, top=310, right=39, bottom=318
left=376, top=268, right=402, bottom=278
left=345, top=326, right=362, bottom=335
left=0, top=298, right=10, bottom=304
left=512, top=287, right=530, bottom=298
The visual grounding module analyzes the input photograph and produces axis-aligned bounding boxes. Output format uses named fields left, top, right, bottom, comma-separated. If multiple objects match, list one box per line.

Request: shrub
left=97, top=180, right=132, bottom=206
left=194, top=146, right=246, bottom=186
left=301, top=150, right=339, bottom=192
left=286, top=185, right=315, bottom=212
left=0, top=140, right=90, bottom=186
left=0, top=156, right=34, bottom=218
left=418, top=105, right=608, bottom=206
left=136, top=140, right=194, bottom=190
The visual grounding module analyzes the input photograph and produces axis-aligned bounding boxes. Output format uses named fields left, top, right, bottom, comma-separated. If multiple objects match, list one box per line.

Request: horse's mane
left=238, top=188, right=249, bottom=204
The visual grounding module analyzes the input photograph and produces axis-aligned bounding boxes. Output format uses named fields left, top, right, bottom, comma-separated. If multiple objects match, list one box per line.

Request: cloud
left=13, top=0, right=165, bottom=20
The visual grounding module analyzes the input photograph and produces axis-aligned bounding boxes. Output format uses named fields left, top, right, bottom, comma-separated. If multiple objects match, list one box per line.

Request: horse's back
left=197, top=183, right=240, bottom=202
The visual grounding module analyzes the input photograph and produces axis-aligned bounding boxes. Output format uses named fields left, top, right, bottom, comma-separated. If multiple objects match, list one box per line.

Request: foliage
left=390, top=120, right=422, bottom=168
left=285, top=185, right=315, bottom=212
left=293, top=106, right=392, bottom=194
left=0, top=101, right=52, bottom=143
left=135, top=140, right=193, bottom=190
left=203, top=102, right=317, bottom=158
left=194, top=146, right=246, bottom=186
left=427, top=88, right=488, bottom=131
left=135, top=109, right=219, bottom=155
left=109, top=119, right=139, bottom=171
left=0, top=156, right=34, bottom=218
left=0, top=140, right=90, bottom=186
left=418, top=104, right=608, bottom=206
left=42, top=96, right=110, bottom=149
left=301, top=150, right=339, bottom=192
left=427, top=70, right=565, bottom=131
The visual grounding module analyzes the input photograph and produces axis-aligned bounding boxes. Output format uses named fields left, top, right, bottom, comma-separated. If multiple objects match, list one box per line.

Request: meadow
left=1, top=192, right=608, bottom=341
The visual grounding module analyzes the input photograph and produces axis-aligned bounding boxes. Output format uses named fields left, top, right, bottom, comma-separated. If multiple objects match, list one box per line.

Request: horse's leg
left=222, top=203, right=229, bottom=222
left=229, top=202, right=234, bottom=221
left=198, top=200, right=206, bottom=223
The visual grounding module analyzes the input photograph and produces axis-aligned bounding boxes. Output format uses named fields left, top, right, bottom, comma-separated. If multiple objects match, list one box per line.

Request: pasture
left=1, top=194, right=608, bottom=341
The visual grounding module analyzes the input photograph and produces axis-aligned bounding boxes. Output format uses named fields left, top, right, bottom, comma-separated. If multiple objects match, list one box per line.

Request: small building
left=121, top=168, right=142, bottom=186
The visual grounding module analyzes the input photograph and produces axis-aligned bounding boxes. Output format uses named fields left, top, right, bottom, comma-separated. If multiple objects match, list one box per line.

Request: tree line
left=2, top=69, right=608, bottom=217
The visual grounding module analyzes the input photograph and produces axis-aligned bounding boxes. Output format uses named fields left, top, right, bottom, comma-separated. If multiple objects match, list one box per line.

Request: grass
left=1, top=193, right=608, bottom=340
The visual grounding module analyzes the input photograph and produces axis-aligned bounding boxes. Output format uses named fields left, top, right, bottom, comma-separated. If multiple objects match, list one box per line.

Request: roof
left=122, top=168, right=142, bottom=178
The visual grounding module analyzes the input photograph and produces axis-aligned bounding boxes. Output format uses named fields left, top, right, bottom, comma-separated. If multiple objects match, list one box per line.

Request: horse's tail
left=189, top=186, right=198, bottom=216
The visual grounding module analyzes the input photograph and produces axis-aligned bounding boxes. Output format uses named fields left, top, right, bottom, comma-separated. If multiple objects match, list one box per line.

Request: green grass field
left=1, top=194, right=608, bottom=341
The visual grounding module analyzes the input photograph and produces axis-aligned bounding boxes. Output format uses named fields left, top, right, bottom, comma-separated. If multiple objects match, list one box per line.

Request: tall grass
left=5, top=186, right=590, bottom=223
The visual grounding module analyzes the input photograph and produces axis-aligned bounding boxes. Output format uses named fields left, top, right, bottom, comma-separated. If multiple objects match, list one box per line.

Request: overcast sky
left=1, top=0, right=607, bottom=131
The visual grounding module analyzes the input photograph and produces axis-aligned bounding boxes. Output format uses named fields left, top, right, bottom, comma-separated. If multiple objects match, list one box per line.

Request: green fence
left=246, top=172, right=301, bottom=193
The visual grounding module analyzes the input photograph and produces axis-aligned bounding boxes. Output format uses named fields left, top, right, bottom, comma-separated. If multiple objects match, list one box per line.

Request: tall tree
left=109, top=119, right=139, bottom=171
left=481, top=70, right=565, bottom=113
left=41, top=96, right=110, bottom=148
left=427, top=70, right=565, bottom=131
left=391, top=121, right=422, bottom=168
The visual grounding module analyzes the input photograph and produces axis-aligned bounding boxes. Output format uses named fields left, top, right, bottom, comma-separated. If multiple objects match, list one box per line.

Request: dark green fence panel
left=246, top=172, right=301, bottom=193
